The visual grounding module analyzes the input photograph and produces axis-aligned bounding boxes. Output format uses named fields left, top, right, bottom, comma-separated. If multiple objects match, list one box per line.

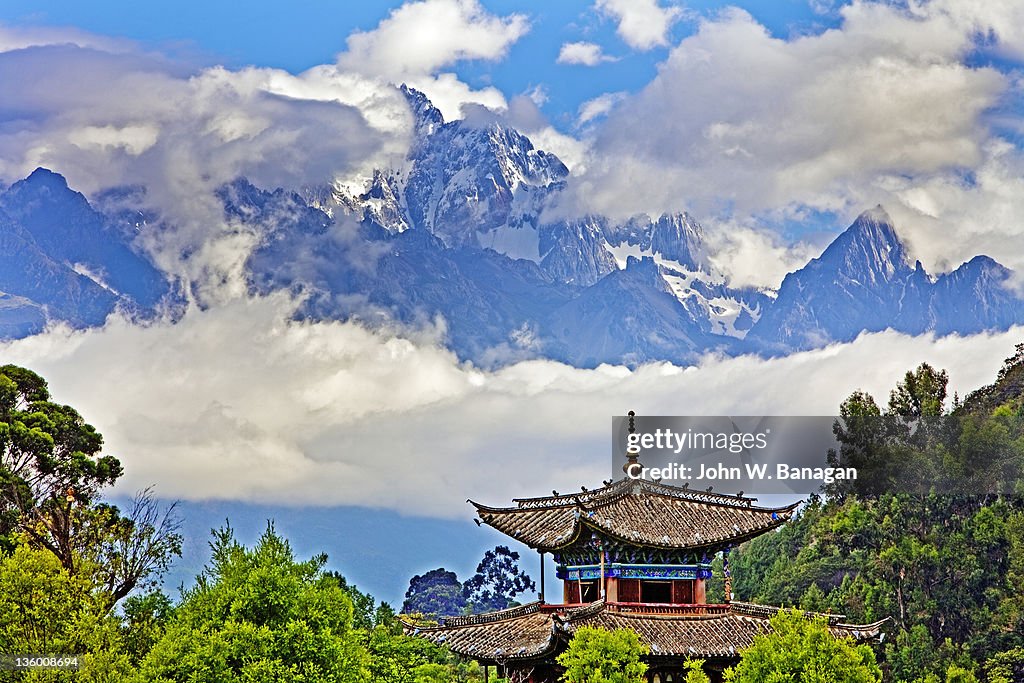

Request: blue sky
left=0, top=0, right=841, bottom=132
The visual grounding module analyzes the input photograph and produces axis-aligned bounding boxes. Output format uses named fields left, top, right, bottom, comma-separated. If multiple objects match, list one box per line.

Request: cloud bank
left=2, top=296, right=1018, bottom=518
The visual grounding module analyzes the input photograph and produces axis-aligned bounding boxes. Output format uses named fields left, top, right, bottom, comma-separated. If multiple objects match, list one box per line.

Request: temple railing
left=539, top=601, right=732, bottom=616
left=608, top=601, right=731, bottom=615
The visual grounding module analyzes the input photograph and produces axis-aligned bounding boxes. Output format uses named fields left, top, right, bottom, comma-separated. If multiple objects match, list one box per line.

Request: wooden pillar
left=605, top=576, right=618, bottom=602
left=723, top=549, right=732, bottom=603
left=600, top=549, right=606, bottom=599
left=539, top=551, right=545, bottom=604
left=695, top=578, right=706, bottom=604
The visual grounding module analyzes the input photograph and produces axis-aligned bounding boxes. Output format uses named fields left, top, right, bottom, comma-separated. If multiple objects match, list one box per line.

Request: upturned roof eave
left=403, top=599, right=888, bottom=662
left=473, top=502, right=801, bottom=553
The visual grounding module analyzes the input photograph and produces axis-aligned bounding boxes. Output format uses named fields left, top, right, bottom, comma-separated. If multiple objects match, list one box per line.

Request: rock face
left=2, top=89, right=1021, bottom=368
left=0, top=168, right=173, bottom=333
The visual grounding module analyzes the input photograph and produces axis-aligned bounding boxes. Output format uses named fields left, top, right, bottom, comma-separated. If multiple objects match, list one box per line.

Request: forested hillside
left=729, top=346, right=1024, bottom=682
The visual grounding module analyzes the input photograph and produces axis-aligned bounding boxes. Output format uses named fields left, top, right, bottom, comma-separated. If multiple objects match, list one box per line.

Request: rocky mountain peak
left=816, top=205, right=912, bottom=282
left=400, top=84, right=444, bottom=138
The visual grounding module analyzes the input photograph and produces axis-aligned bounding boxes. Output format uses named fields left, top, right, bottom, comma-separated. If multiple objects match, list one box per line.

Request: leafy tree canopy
left=556, top=626, right=648, bottom=683
left=729, top=349, right=1024, bottom=682
left=462, top=545, right=535, bottom=613
left=682, top=659, right=711, bottom=683
left=0, top=544, right=132, bottom=681
left=0, top=365, right=180, bottom=605
left=0, top=364, right=119, bottom=562
left=136, top=522, right=370, bottom=683
left=402, top=568, right=467, bottom=617
left=724, top=609, right=881, bottom=683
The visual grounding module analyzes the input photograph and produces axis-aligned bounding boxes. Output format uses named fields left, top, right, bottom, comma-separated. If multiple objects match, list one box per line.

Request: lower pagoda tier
left=403, top=600, right=887, bottom=683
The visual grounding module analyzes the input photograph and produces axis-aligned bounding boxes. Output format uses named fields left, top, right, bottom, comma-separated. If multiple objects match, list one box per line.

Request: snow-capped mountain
left=0, top=88, right=1021, bottom=367
left=746, top=206, right=1022, bottom=353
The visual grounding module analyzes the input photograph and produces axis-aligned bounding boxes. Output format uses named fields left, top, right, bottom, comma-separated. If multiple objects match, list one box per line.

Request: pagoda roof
left=471, top=479, right=799, bottom=552
left=403, top=600, right=887, bottom=664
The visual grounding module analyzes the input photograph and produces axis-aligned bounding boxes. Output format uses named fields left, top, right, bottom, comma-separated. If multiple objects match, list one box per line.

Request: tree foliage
left=0, top=365, right=180, bottom=605
left=556, top=626, right=648, bottom=683
left=0, top=364, right=119, bottom=565
left=136, top=523, right=370, bottom=683
left=724, top=609, right=881, bottom=682
left=0, top=544, right=132, bottom=682
left=403, top=568, right=467, bottom=617
left=729, top=351, right=1024, bottom=682
left=682, top=659, right=711, bottom=683
left=462, top=545, right=535, bottom=613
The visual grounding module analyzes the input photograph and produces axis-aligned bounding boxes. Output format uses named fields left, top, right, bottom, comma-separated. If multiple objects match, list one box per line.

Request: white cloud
left=336, top=0, right=528, bottom=120
left=526, top=126, right=590, bottom=173
left=0, top=23, right=134, bottom=53
left=557, top=41, right=615, bottom=66
left=339, top=0, right=527, bottom=78
left=595, top=0, right=682, bottom=50
left=577, top=91, right=627, bottom=125
left=705, top=220, right=824, bottom=289
left=1, top=294, right=1018, bottom=518
left=875, top=140, right=1024, bottom=280
left=927, top=0, right=1024, bottom=60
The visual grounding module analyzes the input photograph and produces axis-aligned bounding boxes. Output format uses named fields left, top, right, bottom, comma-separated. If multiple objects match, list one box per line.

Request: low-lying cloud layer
left=2, top=296, right=1018, bottom=518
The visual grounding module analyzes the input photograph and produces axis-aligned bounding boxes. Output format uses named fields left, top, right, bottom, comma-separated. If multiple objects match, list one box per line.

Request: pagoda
left=404, top=433, right=886, bottom=682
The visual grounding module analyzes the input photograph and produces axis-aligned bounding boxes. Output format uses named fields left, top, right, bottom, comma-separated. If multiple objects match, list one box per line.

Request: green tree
left=889, top=363, right=948, bottom=420
left=940, top=664, right=978, bottom=683
left=984, top=647, right=1024, bottom=683
left=556, top=626, right=648, bottom=683
left=364, top=603, right=462, bottom=683
left=682, top=659, right=711, bottom=683
left=0, top=544, right=132, bottom=682
left=329, top=571, right=378, bottom=631
left=0, top=365, right=180, bottom=604
left=121, top=589, right=174, bottom=664
left=0, top=364, right=119, bottom=565
left=723, top=609, right=881, bottom=683
left=462, top=546, right=535, bottom=613
left=136, top=522, right=369, bottom=682
left=402, top=568, right=466, bottom=617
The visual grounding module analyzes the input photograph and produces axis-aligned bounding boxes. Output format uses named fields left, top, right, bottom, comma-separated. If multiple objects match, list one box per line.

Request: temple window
left=640, top=580, right=671, bottom=603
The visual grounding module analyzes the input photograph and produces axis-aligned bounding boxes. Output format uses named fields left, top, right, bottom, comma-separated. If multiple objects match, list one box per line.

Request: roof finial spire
left=623, top=410, right=641, bottom=476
